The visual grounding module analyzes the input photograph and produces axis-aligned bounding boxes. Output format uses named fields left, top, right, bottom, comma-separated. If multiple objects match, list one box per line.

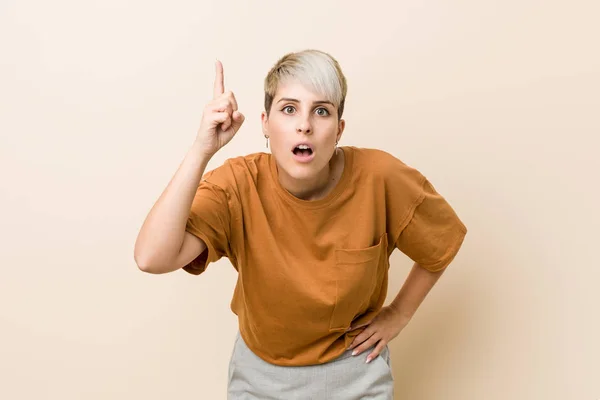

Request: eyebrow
left=276, top=97, right=334, bottom=106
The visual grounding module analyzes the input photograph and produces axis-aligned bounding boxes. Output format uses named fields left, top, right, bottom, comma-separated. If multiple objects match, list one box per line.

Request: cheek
left=269, top=131, right=287, bottom=150
left=266, top=121, right=288, bottom=141
left=269, top=135, right=291, bottom=160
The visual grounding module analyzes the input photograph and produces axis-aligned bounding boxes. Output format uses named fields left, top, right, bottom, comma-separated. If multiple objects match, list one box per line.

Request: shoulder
left=350, top=146, right=415, bottom=171
left=349, top=146, right=426, bottom=189
left=202, top=151, right=269, bottom=189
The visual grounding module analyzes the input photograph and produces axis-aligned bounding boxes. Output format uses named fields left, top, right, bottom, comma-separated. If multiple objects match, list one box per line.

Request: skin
left=261, top=80, right=346, bottom=201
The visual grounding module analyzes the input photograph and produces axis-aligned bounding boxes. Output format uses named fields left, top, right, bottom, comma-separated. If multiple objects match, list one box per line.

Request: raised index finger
left=213, top=60, right=224, bottom=99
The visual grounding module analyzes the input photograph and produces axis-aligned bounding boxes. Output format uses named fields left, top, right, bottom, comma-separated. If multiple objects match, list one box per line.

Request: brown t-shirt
left=183, top=146, right=467, bottom=366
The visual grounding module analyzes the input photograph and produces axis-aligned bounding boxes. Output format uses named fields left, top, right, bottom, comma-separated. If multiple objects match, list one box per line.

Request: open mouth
left=292, top=145, right=314, bottom=157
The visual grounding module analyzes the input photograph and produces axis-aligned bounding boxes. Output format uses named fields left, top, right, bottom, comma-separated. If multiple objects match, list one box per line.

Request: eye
left=315, top=107, right=330, bottom=116
left=282, top=106, right=295, bottom=114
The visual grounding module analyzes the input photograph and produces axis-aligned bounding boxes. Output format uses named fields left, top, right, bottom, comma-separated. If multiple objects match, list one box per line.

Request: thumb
left=230, top=110, right=245, bottom=132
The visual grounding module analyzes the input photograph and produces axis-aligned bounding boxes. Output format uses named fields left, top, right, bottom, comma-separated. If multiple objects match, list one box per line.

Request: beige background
left=1, top=0, right=598, bottom=399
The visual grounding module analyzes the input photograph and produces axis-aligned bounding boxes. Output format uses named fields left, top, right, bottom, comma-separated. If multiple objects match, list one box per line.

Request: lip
left=291, top=142, right=314, bottom=152
left=292, top=151, right=315, bottom=163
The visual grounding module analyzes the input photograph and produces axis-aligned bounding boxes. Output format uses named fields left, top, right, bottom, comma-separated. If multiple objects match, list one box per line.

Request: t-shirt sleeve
left=394, top=179, right=467, bottom=272
left=182, top=169, right=234, bottom=275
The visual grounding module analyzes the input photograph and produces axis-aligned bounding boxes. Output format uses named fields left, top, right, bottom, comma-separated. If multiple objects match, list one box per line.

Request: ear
left=261, top=111, right=268, bottom=136
left=336, top=119, right=346, bottom=143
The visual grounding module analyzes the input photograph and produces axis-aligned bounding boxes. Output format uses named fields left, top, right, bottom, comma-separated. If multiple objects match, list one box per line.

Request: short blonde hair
left=264, top=49, right=348, bottom=120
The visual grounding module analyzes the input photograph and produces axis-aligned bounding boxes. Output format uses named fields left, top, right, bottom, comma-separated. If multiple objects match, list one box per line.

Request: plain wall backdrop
left=1, top=0, right=598, bottom=399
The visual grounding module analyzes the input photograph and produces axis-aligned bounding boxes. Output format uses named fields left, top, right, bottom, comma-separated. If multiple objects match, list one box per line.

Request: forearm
left=134, top=139, right=212, bottom=269
left=388, top=262, right=446, bottom=322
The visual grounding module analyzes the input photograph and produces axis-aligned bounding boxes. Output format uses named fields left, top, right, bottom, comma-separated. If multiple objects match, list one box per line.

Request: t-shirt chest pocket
left=329, top=233, right=388, bottom=332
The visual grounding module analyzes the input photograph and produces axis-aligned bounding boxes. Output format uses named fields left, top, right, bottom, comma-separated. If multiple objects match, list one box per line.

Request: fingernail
left=352, top=350, right=357, bottom=356
left=365, top=356, right=372, bottom=363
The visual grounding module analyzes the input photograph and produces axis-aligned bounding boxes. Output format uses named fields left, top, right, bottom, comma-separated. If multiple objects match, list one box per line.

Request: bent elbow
left=134, top=251, right=161, bottom=274
left=134, top=253, right=178, bottom=274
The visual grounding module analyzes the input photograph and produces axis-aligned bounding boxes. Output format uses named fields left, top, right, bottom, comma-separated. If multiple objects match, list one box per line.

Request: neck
left=278, top=148, right=341, bottom=201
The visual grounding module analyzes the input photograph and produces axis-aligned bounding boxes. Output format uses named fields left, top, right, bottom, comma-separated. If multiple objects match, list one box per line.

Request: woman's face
left=261, top=80, right=345, bottom=184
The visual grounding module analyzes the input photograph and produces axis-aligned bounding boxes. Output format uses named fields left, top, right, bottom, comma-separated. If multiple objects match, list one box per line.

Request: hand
left=195, top=60, right=245, bottom=157
left=346, top=306, right=410, bottom=363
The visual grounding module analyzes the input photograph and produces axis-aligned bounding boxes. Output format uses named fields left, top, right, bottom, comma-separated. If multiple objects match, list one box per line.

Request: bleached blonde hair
left=264, top=49, right=348, bottom=120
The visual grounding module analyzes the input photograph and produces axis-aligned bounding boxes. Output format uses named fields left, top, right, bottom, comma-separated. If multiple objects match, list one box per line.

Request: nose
left=296, top=123, right=311, bottom=135
left=296, top=111, right=312, bottom=134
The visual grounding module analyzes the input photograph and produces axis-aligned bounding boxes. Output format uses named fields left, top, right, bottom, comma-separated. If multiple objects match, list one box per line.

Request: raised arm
left=133, top=60, right=244, bottom=274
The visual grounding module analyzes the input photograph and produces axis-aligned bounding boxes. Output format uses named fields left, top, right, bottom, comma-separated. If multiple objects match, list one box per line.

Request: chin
left=281, top=154, right=323, bottom=179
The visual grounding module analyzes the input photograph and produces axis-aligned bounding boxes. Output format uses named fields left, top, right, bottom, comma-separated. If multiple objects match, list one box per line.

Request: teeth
left=297, top=144, right=310, bottom=150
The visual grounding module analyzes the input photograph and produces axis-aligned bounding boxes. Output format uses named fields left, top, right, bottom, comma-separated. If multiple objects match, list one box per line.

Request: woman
left=134, top=49, right=467, bottom=399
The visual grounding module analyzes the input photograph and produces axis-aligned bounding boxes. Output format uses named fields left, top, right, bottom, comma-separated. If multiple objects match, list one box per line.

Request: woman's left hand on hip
left=346, top=306, right=409, bottom=363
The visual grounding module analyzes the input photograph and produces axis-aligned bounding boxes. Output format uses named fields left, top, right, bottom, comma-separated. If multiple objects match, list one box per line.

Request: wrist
left=191, top=140, right=215, bottom=163
left=388, top=303, right=412, bottom=324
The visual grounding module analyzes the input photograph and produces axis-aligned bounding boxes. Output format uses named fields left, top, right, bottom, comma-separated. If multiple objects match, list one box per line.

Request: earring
left=265, top=134, right=269, bottom=148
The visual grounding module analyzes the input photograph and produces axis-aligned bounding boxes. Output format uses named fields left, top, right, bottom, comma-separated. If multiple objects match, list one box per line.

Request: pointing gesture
left=213, top=59, right=225, bottom=98
left=196, top=60, right=245, bottom=157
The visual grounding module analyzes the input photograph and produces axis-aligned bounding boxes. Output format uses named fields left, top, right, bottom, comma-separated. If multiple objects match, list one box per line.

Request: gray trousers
left=228, top=331, right=394, bottom=399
